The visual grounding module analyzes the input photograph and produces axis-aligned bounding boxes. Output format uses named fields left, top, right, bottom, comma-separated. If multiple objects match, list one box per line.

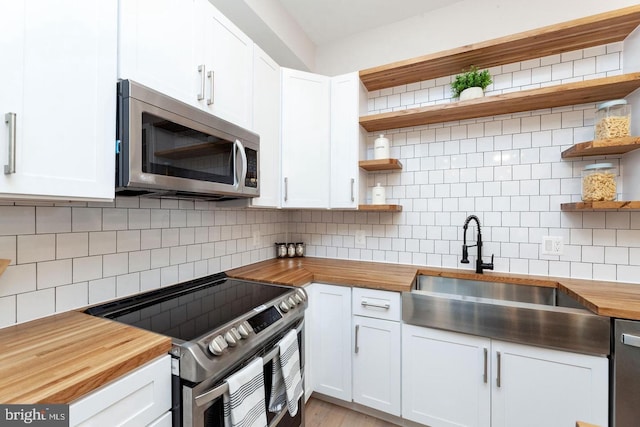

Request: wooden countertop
left=227, top=257, right=640, bottom=321
left=0, top=311, right=171, bottom=404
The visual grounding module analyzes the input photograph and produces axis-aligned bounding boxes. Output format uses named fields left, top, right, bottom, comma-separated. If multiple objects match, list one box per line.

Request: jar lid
left=583, top=162, right=614, bottom=170
left=597, top=99, right=627, bottom=110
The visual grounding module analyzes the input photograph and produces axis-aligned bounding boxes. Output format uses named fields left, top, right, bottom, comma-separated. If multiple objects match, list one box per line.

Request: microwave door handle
left=235, top=139, right=247, bottom=188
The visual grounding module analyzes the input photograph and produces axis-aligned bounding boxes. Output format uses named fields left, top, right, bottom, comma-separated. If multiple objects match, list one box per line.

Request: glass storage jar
left=594, top=99, right=631, bottom=140
left=582, top=163, right=617, bottom=202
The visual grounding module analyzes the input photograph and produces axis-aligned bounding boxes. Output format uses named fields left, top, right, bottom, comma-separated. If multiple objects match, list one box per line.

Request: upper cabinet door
left=119, top=0, right=197, bottom=107
left=281, top=68, right=331, bottom=208
left=201, top=3, right=253, bottom=129
left=251, top=45, right=281, bottom=208
left=330, top=72, right=367, bottom=209
left=0, top=0, right=117, bottom=201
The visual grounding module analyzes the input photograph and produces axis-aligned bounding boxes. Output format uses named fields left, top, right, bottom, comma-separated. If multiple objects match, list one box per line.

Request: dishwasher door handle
left=622, top=333, right=640, bottom=348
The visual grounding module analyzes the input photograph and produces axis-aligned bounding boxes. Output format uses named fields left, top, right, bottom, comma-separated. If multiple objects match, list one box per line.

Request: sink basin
left=403, top=275, right=610, bottom=356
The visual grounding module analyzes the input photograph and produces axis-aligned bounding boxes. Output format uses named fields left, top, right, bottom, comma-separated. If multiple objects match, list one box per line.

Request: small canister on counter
left=594, top=99, right=631, bottom=140
left=275, top=243, right=287, bottom=258
left=287, top=243, right=296, bottom=258
left=582, top=163, right=617, bottom=201
left=295, top=242, right=305, bottom=257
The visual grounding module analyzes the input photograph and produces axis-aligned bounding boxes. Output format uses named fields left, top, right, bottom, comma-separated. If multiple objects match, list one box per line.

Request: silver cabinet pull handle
left=197, top=65, right=205, bottom=101
left=284, top=177, right=288, bottom=202
left=351, top=178, right=355, bottom=202
left=4, top=113, right=16, bottom=175
left=496, top=351, right=502, bottom=387
left=361, top=300, right=390, bottom=310
left=622, top=333, right=640, bottom=348
left=483, top=347, right=488, bottom=384
left=207, top=70, right=215, bottom=105
left=354, top=324, right=360, bottom=354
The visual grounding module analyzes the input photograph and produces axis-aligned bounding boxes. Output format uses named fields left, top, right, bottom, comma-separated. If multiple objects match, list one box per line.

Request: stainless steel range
left=86, top=273, right=307, bottom=427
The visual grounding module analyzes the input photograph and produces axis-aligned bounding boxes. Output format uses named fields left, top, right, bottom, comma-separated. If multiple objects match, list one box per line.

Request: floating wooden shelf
left=358, top=204, right=403, bottom=212
left=359, top=159, right=403, bottom=171
left=359, top=5, right=640, bottom=91
left=0, top=259, right=9, bottom=277
left=561, top=136, right=640, bottom=158
left=561, top=201, right=640, bottom=211
left=359, top=73, right=640, bottom=132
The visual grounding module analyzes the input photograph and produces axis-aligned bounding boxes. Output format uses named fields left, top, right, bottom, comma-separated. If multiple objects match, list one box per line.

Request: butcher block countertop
left=226, top=257, right=640, bottom=321
left=0, top=311, right=171, bottom=404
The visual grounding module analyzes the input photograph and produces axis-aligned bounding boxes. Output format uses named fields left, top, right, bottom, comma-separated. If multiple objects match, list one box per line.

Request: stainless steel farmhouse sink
left=403, top=275, right=611, bottom=356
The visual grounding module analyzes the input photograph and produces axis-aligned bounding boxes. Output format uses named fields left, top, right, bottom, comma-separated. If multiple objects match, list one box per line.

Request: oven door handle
left=194, top=320, right=304, bottom=407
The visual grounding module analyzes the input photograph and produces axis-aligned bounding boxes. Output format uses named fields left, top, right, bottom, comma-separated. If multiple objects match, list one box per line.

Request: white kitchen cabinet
left=251, top=45, right=281, bottom=208
left=330, top=72, right=367, bottom=209
left=310, top=283, right=352, bottom=401
left=402, top=324, right=609, bottom=427
left=69, top=355, right=172, bottom=427
left=492, top=340, right=608, bottom=427
left=351, top=288, right=401, bottom=415
left=119, top=0, right=253, bottom=129
left=0, top=0, right=116, bottom=201
left=280, top=68, right=331, bottom=208
left=402, top=324, right=491, bottom=427
left=196, top=0, right=253, bottom=129
left=304, top=283, right=315, bottom=402
left=118, top=0, right=196, bottom=107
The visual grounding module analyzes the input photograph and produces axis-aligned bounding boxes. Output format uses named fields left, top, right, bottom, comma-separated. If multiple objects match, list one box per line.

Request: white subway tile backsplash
left=17, top=289, right=55, bottom=323
left=18, top=234, right=56, bottom=263
left=0, top=207, right=35, bottom=236
left=56, top=282, right=88, bottom=312
left=37, top=259, right=72, bottom=289
left=36, top=207, right=71, bottom=234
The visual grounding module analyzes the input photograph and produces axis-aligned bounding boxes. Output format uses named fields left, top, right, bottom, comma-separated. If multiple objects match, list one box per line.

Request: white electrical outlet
left=541, top=236, right=563, bottom=256
left=252, top=230, right=261, bottom=246
left=355, top=230, right=366, bottom=248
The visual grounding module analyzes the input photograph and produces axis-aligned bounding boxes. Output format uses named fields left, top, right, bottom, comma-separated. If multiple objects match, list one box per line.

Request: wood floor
left=305, top=397, right=398, bottom=427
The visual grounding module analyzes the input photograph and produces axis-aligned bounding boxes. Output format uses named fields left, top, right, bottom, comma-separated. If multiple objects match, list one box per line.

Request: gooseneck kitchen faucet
left=461, top=215, right=494, bottom=274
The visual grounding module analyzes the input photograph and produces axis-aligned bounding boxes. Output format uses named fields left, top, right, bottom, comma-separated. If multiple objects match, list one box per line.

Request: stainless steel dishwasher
left=612, top=319, right=640, bottom=427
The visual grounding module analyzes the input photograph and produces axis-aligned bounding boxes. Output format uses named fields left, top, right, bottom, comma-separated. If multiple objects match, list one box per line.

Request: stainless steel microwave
left=116, top=80, right=259, bottom=201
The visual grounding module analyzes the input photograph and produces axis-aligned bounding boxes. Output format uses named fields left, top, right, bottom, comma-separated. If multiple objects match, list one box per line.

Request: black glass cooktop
left=85, top=273, right=289, bottom=342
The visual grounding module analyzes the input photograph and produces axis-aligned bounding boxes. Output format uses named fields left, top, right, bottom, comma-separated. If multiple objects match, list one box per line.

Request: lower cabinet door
left=311, top=283, right=352, bottom=401
left=491, top=340, right=609, bottom=427
left=69, top=355, right=171, bottom=427
left=402, top=325, right=491, bottom=427
left=353, top=316, right=401, bottom=416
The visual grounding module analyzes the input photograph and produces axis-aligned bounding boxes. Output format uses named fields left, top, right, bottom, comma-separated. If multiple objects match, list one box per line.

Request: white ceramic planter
left=459, top=86, right=484, bottom=101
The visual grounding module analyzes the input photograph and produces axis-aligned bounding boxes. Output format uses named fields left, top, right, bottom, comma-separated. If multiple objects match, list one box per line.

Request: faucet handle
left=461, top=245, right=469, bottom=264
left=481, top=254, right=495, bottom=270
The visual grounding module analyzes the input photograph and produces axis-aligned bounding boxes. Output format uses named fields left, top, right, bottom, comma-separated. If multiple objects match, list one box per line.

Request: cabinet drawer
left=69, top=355, right=171, bottom=427
left=352, top=288, right=401, bottom=321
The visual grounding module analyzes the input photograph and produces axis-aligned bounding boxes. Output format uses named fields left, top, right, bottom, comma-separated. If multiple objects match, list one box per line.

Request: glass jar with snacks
left=594, top=99, right=631, bottom=140
left=582, top=163, right=617, bottom=202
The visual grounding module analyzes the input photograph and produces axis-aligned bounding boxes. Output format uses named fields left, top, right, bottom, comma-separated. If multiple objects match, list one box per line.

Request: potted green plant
left=450, top=66, right=493, bottom=101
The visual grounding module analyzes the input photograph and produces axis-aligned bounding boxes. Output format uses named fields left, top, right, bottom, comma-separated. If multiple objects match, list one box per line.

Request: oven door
left=183, top=320, right=305, bottom=427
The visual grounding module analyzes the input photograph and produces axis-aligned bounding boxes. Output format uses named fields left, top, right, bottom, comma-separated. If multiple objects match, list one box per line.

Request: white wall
left=314, top=0, right=640, bottom=75
left=291, top=42, right=640, bottom=284
left=0, top=198, right=288, bottom=327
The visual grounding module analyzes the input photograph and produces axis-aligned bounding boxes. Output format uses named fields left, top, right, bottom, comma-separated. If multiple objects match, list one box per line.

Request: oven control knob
left=279, top=300, right=290, bottom=312
left=288, top=296, right=297, bottom=307
left=238, top=322, right=252, bottom=338
left=225, top=328, right=241, bottom=347
left=296, top=289, right=307, bottom=301
left=209, top=335, right=228, bottom=356
left=294, top=294, right=303, bottom=304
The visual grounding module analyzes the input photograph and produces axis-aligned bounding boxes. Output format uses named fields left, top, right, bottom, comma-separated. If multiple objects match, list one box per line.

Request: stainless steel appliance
left=116, top=80, right=259, bottom=201
left=86, top=273, right=306, bottom=427
left=612, top=319, right=640, bottom=427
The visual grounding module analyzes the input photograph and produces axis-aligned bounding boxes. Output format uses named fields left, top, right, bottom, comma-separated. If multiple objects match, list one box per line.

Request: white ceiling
left=276, top=0, right=464, bottom=45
